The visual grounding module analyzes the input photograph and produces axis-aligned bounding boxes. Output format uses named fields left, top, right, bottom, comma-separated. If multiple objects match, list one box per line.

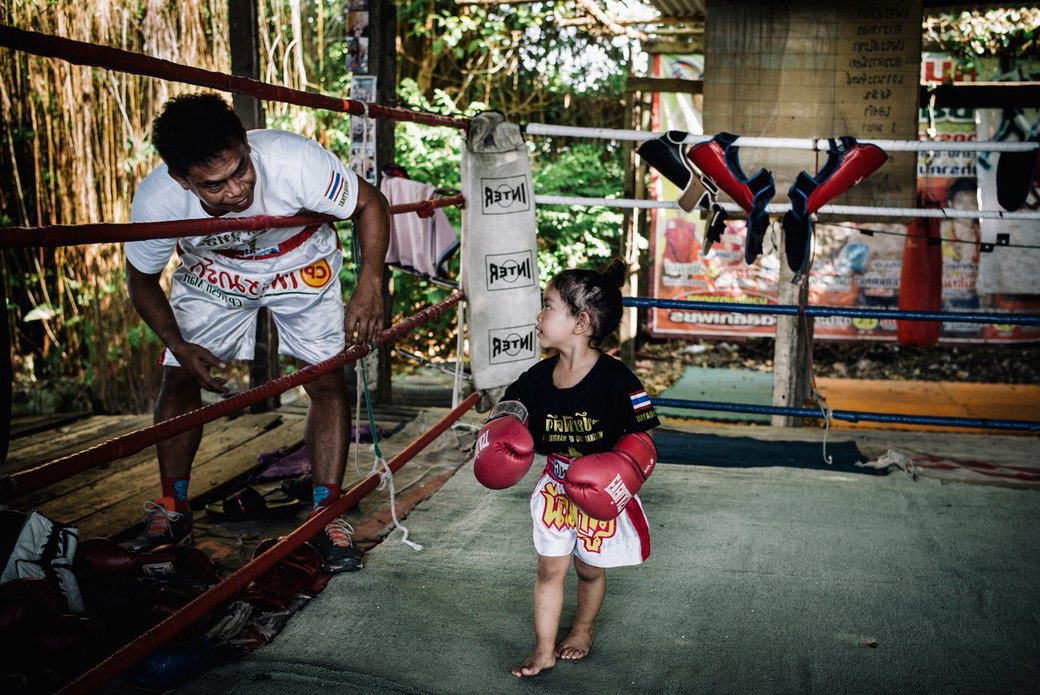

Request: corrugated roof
left=648, top=0, right=706, bottom=18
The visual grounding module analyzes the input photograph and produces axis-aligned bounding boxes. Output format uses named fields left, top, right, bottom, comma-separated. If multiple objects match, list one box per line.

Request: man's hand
left=344, top=178, right=390, bottom=345
left=167, top=340, right=230, bottom=394
left=343, top=276, right=384, bottom=345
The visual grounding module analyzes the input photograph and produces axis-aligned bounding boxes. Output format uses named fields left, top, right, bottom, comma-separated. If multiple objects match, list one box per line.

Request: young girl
left=497, top=258, right=660, bottom=678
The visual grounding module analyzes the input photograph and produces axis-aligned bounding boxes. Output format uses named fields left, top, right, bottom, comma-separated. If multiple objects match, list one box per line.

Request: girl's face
left=536, top=285, right=577, bottom=350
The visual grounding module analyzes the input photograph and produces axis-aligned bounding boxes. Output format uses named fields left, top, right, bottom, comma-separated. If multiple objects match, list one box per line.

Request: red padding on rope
left=4, top=291, right=465, bottom=502
left=0, top=214, right=335, bottom=248
left=0, top=196, right=466, bottom=248
left=56, top=390, right=480, bottom=695
left=0, top=26, right=468, bottom=131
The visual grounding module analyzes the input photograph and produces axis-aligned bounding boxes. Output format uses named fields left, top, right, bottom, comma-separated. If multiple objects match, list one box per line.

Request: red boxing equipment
left=563, top=432, right=657, bottom=521
left=473, top=401, right=535, bottom=490
left=686, top=132, right=776, bottom=265
left=897, top=216, right=943, bottom=347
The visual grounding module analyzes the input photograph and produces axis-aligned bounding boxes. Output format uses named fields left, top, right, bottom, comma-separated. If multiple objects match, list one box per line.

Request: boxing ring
left=2, top=22, right=1040, bottom=693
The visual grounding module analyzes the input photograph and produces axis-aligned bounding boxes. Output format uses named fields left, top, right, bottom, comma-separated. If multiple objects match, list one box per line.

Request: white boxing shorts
left=530, top=454, right=651, bottom=568
left=163, top=226, right=345, bottom=367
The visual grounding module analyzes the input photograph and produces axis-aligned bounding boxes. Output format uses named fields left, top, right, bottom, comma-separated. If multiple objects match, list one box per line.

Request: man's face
left=169, top=141, right=257, bottom=216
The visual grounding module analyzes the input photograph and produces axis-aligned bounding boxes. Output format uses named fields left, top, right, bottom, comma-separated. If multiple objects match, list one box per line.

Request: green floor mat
left=655, top=366, right=773, bottom=423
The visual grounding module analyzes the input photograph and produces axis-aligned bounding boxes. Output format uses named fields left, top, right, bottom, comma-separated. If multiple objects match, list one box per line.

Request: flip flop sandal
left=279, top=474, right=313, bottom=504
left=205, top=486, right=301, bottom=521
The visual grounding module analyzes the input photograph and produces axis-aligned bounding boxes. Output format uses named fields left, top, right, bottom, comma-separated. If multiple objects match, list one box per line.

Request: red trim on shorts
left=214, top=224, right=323, bottom=260
left=625, top=497, right=652, bottom=562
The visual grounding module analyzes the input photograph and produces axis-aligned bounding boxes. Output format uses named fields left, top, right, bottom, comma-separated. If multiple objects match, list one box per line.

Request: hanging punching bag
left=461, top=111, right=541, bottom=390
left=897, top=216, right=943, bottom=347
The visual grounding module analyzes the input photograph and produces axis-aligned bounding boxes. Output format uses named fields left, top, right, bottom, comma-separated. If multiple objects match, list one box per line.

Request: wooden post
left=0, top=263, right=11, bottom=466
left=619, top=84, right=654, bottom=369
left=771, top=234, right=812, bottom=427
left=619, top=84, right=638, bottom=368
left=369, top=0, right=397, bottom=404
left=229, top=0, right=278, bottom=413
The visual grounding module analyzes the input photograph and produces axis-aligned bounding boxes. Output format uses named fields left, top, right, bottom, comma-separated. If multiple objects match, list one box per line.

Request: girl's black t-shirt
left=503, top=352, right=660, bottom=459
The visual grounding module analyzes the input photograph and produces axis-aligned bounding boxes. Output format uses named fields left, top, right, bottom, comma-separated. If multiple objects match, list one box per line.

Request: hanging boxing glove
left=637, top=130, right=712, bottom=213
left=687, top=132, right=775, bottom=265
left=783, top=137, right=888, bottom=273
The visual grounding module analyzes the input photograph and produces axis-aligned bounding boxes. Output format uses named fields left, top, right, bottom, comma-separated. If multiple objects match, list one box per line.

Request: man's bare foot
left=556, top=626, right=594, bottom=660
left=511, top=648, right=556, bottom=677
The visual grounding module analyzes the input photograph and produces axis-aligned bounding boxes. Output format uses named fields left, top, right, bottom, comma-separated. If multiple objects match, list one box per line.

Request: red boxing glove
left=563, top=432, right=657, bottom=521
left=473, top=400, right=535, bottom=490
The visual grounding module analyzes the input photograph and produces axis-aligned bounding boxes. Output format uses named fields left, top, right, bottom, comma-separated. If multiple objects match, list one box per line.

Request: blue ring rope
left=623, top=296, right=1040, bottom=326
left=652, top=398, right=1040, bottom=432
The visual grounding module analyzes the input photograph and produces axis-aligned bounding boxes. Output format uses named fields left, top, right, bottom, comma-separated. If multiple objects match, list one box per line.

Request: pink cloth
left=380, top=177, right=458, bottom=277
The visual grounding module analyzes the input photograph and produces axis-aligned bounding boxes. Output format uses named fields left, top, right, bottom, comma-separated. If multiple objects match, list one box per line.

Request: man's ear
left=167, top=170, right=192, bottom=191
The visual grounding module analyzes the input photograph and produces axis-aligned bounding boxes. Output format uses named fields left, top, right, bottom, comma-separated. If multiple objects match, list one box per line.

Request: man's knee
left=302, top=366, right=348, bottom=401
left=159, top=366, right=202, bottom=397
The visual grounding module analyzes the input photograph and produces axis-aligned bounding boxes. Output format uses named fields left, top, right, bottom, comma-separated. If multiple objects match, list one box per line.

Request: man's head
left=152, top=93, right=256, bottom=215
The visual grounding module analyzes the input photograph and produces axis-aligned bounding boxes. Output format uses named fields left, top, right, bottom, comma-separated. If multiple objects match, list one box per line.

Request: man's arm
left=126, top=262, right=229, bottom=393
left=343, top=177, right=390, bottom=344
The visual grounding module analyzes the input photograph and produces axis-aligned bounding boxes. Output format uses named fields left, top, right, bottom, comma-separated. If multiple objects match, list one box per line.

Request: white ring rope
left=533, top=194, right=1040, bottom=220
left=523, top=123, right=1040, bottom=152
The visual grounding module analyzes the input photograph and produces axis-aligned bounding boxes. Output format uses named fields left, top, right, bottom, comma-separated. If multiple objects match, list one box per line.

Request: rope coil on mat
left=798, top=274, right=835, bottom=466
left=351, top=230, right=424, bottom=551
left=355, top=353, right=423, bottom=551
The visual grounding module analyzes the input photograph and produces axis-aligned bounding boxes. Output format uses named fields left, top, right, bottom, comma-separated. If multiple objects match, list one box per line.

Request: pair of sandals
left=205, top=475, right=315, bottom=521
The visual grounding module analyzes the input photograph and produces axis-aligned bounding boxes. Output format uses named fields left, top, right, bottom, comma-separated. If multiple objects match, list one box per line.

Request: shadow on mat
left=655, top=428, right=878, bottom=475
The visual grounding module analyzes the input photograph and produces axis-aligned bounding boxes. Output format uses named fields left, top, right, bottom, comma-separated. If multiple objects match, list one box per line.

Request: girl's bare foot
left=556, top=625, right=594, bottom=660
left=511, top=648, right=556, bottom=677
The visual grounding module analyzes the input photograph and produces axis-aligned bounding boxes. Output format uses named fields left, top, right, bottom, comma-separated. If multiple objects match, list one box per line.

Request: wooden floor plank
left=32, top=413, right=306, bottom=539
left=9, top=400, right=424, bottom=541
left=6, top=415, right=152, bottom=472
left=11, top=413, right=284, bottom=508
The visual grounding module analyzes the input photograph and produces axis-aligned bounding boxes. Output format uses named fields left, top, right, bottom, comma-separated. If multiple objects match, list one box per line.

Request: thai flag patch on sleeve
left=630, top=389, right=652, bottom=412
left=324, top=171, right=345, bottom=203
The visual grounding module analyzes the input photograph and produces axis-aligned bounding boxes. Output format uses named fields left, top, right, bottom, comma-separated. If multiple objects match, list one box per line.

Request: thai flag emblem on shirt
left=324, top=171, right=344, bottom=203
left=630, top=389, right=652, bottom=412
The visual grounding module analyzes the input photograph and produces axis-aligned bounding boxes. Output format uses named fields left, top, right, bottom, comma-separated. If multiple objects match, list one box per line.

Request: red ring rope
left=0, top=195, right=466, bottom=248
left=56, top=390, right=481, bottom=695
left=3, top=291, right=465, bottom=502
left=0, top=26, right=468, bottom=131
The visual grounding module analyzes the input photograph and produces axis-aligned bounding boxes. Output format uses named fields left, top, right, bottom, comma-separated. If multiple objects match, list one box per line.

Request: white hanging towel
left=380, top=176, right=459, bottom=277
left=461, top=111, right=541, bottom=391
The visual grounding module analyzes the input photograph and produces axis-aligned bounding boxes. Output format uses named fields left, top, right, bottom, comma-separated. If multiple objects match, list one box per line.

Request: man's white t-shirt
left=125, top=130, right=361, bottom=366
left=126, top=129, right=359, bottom=276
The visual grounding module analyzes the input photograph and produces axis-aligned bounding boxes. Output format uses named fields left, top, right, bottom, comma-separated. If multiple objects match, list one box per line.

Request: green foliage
left=396, top=0, right=629, bottom=126
left=394, top=79, right=478, bottom=202
left=930, top=9, right=1040, bottom=72
left=532, top=143, right=625, bottom=281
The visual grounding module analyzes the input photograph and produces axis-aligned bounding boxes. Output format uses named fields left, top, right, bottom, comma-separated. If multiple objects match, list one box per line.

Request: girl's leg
left=557, top=557, right=605, bottom=660
left=512, top=554, right=571, bottom=677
